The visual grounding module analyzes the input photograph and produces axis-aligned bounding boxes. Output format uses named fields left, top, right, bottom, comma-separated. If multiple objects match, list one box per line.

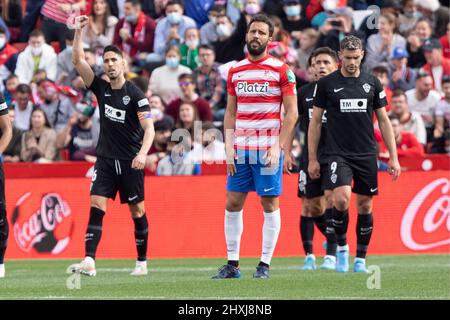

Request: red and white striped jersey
left=227, top=54, right=296, bottom=150
left=41, top=0, right=79, bottom=24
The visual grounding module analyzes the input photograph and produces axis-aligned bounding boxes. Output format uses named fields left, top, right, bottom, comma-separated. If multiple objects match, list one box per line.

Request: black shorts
left=0, top=164, right=5, bottom=212
left=298, top=158, right=332, bottom=199
left=328, top=155, right=378, bottom=196
left=90, top=157, right=145, bottom=204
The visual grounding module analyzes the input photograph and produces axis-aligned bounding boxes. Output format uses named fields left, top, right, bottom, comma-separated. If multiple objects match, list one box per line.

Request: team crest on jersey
left=330, top=173, right=337, bottom=184
left=363, top=83, right=371, bottom=93
left=123, top=95, right=130, bottom=105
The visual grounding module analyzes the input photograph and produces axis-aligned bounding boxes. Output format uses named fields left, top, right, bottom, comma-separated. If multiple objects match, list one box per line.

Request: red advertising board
left=5, top=171, right=449, bottom=259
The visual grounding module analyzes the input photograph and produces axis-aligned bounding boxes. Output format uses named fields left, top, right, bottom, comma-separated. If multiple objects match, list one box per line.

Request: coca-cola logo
left=12, top=192, right=74, bottom=254
left=401, top=178, right=450, bottom=250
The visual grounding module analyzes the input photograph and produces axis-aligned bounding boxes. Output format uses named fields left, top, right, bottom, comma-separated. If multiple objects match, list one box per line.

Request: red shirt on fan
left=378, top=130, right=424, bottom=157
left=227, top=54, right=296, bottom=150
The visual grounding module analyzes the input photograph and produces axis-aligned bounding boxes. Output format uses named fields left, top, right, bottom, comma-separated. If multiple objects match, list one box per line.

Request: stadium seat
left=12, top=41, right=27, bottom=52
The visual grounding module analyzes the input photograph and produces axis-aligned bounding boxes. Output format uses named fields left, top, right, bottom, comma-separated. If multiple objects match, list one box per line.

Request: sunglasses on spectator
left=179, top=81, right=193, bottom=87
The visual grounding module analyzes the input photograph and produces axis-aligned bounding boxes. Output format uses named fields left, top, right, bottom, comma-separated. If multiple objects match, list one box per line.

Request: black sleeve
left=297, top=84, right=306, bottom=115
left=373, top=76, right=388, bottom=110
left=133, top=86, right=151, bottom=113
left=0, top=92, right=8, bottom=116
left=313, top=79, right=326, bottom=109
left=87, top=76, right=107, bottom=98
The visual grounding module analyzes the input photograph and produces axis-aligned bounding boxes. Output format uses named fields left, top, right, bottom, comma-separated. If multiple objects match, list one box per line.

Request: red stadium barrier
left=5, top=171, right=449, bottom=260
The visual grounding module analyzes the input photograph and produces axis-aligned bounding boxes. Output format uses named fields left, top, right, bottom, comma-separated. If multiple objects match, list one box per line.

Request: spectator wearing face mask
left=200, top=5, right=226, bottom=45
left=415, top=0, right=449, bottom=38
left=212, top=14, right=247, bottom=64
left=179, top=28, right=201, bottom=70
left=15, top=30, right=57, bottom=84
left=149, top=46, right=192, bottom=105
left=151, top=0, right=196, bottom=62
left=113, top=0, right=156, bottom=59
left=421, top=38, right=450, bottom=94
left=406, top=18, right=432, bottom=69
left=398, top=0, right=422, bottom=37
left=281, top=0, right=310, bottom=37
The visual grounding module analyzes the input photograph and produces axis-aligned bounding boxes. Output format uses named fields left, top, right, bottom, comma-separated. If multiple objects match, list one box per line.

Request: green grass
left=0, top=255, right=449, bottom=300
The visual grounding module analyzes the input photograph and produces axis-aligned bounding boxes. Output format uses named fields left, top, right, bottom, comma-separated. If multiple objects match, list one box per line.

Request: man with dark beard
left=211, top=14, right=298, bottom=279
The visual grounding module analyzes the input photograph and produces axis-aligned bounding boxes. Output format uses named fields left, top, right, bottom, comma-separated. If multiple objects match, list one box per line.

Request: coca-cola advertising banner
left=5, top=171, right=449, bottom=259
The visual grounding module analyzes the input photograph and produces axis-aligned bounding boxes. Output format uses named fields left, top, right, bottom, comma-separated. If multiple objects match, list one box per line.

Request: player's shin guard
left=356, top=213, right=373, bottom=258
left=85, top=207, right=105, bottom=259
left=332, top=207, right=349, bottom=247
left=324, top=208, right=337, bottom=256
left=133, top=214, right=148, bottom=262
left=300, top=216, right=314, bottom=255
left=225, top=210, right=243, bottom=266
left=0, top=207, right=8, bottom=264
left=260, top=209, right=281, bottom=266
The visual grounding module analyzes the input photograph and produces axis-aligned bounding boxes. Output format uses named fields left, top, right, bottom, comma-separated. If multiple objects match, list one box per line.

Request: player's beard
left=247, top=39, right=268, bottom=57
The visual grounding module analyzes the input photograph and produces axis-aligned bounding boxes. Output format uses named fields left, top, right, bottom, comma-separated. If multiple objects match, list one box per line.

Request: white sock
left=225, top=209, right=243, bottom=261
left=260, top=209, right=281, bottom=265
left=136, top=260, right=147, bottom=267
left=338, top=244, right=349, bottom=252
left=84, top=256, right=95, bottom=265
left=354, top=257, right=365, bottom=264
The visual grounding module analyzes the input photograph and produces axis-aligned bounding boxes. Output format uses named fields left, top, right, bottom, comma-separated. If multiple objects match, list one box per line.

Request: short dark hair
left=441, top=74, right=450, bottom=85
left=388, top=113, right=401, bottom=122
left=307, top=54, right=315, bottom=68
left=209, top=5, right=226, bottom=14
left=16, top=83, right=32, bottom=95
left=166, top=0, right=184, bottom=10
left=0, top=26, right=6, bottom=35
left=30, top=29, right=44, bottom=39
left=130, top=76, right=149, bottom=93
left=312, top=47, right=338, bottom=62
left=392, top=89, right=407, bottom=100
left=6, top=74, right=18, bottom=82
left=416, top=69, right=431, bottom=80
left=372, top=65, right=389, bottom=75
left=125, top=0, right=141, bottom=6
left=198, top=44, right=215, bottom=52
left=178, top=73, right=194, bottom=83
left=103, top=45, right=123, bottom=58
left=247, top=14, right=274, bottom=37
left=340, top=35, right=363, bottom=51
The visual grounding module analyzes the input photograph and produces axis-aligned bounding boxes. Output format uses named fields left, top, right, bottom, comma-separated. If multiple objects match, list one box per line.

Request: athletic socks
left=260, top=209, right=281, bottom=266
left=332, top=207, right=349, bottom=247
left=0, top=208, right=8, bottom=264
left=313, top=214, right=327, bottom=237
left=225, top=209, right=243, bottom=266
left=300, top=216, right=314, bottom=255
left=324, top=208, right=337, bottom=256
left=85, top=207, right=105, bottom=260
left=133, top=214, right=149, bottom=262
left=356, top=213, right=373, bottom=259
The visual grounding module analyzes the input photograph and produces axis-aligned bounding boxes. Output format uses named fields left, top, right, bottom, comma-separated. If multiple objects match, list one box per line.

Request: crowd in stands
left=0, top=0, right=449, bottom=175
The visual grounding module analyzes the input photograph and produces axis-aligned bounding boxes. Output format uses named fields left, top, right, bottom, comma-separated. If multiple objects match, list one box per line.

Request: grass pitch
left=0, top=255, right=449, bottom=300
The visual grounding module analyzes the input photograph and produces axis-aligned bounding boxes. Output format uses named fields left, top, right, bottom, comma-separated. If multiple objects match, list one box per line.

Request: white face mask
left=322, top=0, right=337, bottom=11
left=31, top=46, right=43, bottom=56
left=0, top=37, right=5, bottom=49
left=186, top=39, right=199, bottom=48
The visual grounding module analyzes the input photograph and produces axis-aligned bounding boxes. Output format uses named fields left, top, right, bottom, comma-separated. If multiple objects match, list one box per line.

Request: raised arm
left=72, top=15, right=95, bottom=88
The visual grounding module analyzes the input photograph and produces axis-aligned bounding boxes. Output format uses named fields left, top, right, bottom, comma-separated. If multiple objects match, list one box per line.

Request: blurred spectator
left=149, top=46, right=192, bottom=104
left=149, top=94, right=166, bottom=114
left=179, top=27, right=200, bottom=70
left=85, top=0, right=119, bottom=52
left=37, top=80, right=76, bottom=133
left=15, top=30, right=57, bottom=84
left=365, top=12, right=406, bottom=71
left=373, top=65, right=393, bottom=110
left=19, top=0, right=45, bottom=42
left=41, top=0, right=87, bottom=51
left=20, top=107, right=57, bottom=163
left=146, top=114, right=174, bottom=171
left=358, top=0, right=402, bottom=41
left=389, top=47, right=417, bottom=92
left=166, top=73, right=212, bottom=122
left=415, top=0, right=449, bottom=38
left=297, top=28, right=319, bottom=71
left=200, top=5, right=226, bottom=45
left=156, top=132, right=201, bottom=176
left=2, top=74, right=19, bottom=106
left=56, top=104, right=98, bottom=161
left=56, top=31, right=76, bottom=86
left=389, top=89, right=427, bottom=145
left=0, top=17, right=11, bottom=42
left=185, top=0, right=215, bottom=28
left=0, top=26, right=17, bottom=65
left=405, top=72, right=442, bottom=140
left=308, top=0, right=348, bottom=26
left=193, top=44, right=225, bottom=116
left=421, top=38, right=450, bottom=94
left=175, top=101, right=200, bottom=142
left=152, top=0, right=196, bottom=61
left=191, top=121, right=226, bottom=163
left=281, top=0, right=310, bottom=37
left=440, top=22, right=450, bottom=59
left=3, top=107, right=22, bottom=163
left=12, top=84, right=35, bottom=132
left=398, top=0, right=421, bottom=37
left=432, top=75, right=450, bottom=153
left=406, top=18, right=432, bottom=69
left=213, top=13, right=247, bottom=63
left=113, top=0, right=156, bottom=59
left=315, top=7, right=365, bottom=53
left=379, top=113, right=424, bottom=157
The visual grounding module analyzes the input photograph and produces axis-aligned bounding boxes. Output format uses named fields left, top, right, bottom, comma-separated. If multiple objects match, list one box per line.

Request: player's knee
left=261, top=202, right=278, bottom=213
left=129, top=204, right=145, bottom=219
left=306, top=200, right=322, bottom=217
left=324, top=192, right=334, bottom=209
left=226, top=199, right=244, bottom=212
left=356, top=198, right=372, bottom=214
left=334, top=194, right=350, bottom=210
left=90, top=198, right=107, bottom=212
